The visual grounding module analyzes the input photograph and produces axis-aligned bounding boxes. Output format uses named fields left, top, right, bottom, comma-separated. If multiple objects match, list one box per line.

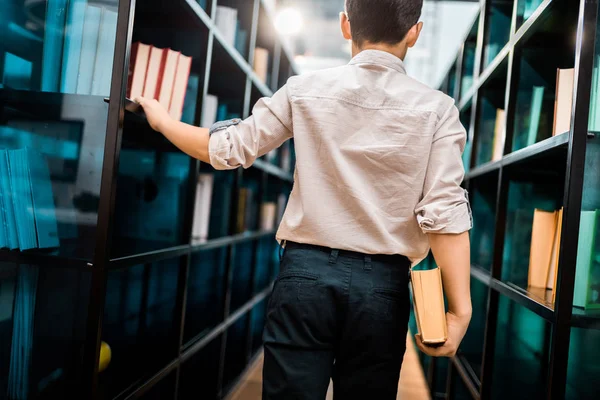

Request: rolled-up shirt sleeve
left=415, top=100, right=472, bottom=234
left=208, top=81, right=294, bottom=170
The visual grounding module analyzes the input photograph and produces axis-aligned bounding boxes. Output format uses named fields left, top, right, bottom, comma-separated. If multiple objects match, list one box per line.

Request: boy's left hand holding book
left=135, top=97, right=211, bottom=164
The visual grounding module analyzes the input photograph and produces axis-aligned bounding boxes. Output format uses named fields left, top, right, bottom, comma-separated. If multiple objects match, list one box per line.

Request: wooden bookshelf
left=416, top=1, right=600, bottom=399
left=0, top=0, right=296, bottom=399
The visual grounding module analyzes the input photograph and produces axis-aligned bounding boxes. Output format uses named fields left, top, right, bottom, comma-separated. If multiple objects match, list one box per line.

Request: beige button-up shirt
left=209, top=50, right=472, bottom=265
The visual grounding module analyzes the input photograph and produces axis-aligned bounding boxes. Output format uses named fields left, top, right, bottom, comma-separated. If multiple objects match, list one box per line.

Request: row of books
left=215, top=5, right=271, bottom=83
left=47, top=1, right=117, bottom=95
left=127, top=42, right=192, bottom=121
left=589, top=55, right=600, bottom=132
left=528, top=208, right=600, bottom=309
left=488, top=68, right=574, bottom=162
left=0, top=149, right=59, bottom=251
left=191, top=175, right=287, bottom=243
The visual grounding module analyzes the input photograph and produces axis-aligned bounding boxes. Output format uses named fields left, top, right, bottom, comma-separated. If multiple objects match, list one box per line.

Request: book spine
left=91, top=7, right=118, bottom=96
left=127, top=41, right=139, bottom=98
left=76, top=5, right=102, bottom=94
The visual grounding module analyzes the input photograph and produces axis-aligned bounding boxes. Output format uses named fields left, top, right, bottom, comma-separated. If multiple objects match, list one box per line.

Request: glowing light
left=275, top=8, right=303, bottom=35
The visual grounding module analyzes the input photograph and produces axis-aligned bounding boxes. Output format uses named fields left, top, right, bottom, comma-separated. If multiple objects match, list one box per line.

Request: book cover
left=128, top=42, right=151, bottom=100
left=169, top=53, right=192, bottom=120
left=573, top=210, right=600, bottom=309
left=157, top=49, right=181, bottom=109
left=527, top=86, right=545, bottom=147
left=491, top=109, right=505, bottom=161
left=143, top=46, right=165, bottom=99
left=553, top=68, right=575, bottom=136
left=411, top=268, right=448, bottom=344
left=0, top=151, right=8, bottom=248
left=41, top=0, right=68, bottom=92
left=236, top=188, right=250, bottom=233
left=60, top=0, right=87, bottom=93
left=27, top=149, right=59, bottom=249
left=91, top=7, right=118, bottom=96
left=76, top=5, right=102, bottom=95
left=528, top=209, right=557, bottom=289
left=0, top=150, right=19, bottom=249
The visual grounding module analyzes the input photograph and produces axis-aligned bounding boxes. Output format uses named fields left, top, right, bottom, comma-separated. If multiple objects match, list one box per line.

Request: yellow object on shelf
left=99, top=341, right=112, bottom=372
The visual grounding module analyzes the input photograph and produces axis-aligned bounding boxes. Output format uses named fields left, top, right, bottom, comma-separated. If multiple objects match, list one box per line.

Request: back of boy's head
left=345, top=0, right=423, bottom=46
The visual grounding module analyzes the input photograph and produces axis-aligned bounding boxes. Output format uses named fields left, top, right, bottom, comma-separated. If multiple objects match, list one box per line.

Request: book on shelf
left=91, top=8, right=118, bottom=96
left=236, top=187, right=254, bottom=233
left=492, top=109, right=505, bottom=161
left=42, top=0, right=69, bottom=92
left=411, top=268, right=448, bottom=344
left=61, top=0, right=87, bottom=93
left=191, top=173, right=214, bottom=243
left=529, top=209, right=559, bottom=289
left=76, top=5, right=102, bottom=94
left=235, top=27, right=249, bottom=58
left=589, top=56, right=600, bottom=132
left=548, top=208, right=563, bottom=300
left=216, top=6, right=238, bottom=46
left=254, top=48, right=270, bottom=83
left=277, top=193, right=288, bottom=225
left=127, top=43, right=192, bottom=122
left=527, top=86, right=545, bottom=147
left=573, top=210, right=600, bottom=309
left=201, top=95, right=219, bottom=128
left=260, top=202, right=277, bottom=231
left=553, top=68, right=575, bottom=136
left=0, top=149, right=59, bottom=251
left=182, top=74, right=200, bottom=125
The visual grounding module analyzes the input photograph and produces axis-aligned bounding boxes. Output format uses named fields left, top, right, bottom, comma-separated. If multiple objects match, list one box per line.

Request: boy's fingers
left=133, top=97, right=145, bottom=106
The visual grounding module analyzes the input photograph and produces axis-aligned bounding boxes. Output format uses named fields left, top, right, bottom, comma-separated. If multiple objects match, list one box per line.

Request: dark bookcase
left=0, top=0, right=297, bottom=398
left=415, top=0, right=600, bottom=399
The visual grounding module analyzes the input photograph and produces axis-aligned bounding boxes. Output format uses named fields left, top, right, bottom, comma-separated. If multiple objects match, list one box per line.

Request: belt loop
left=364, top=255, right=372, bottom=271
left=279, top=240, right=287, bottom=262
left=329, top=249, right=339, bottom=265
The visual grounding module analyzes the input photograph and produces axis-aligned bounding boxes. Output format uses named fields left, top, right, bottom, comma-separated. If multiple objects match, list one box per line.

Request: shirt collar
left=348, top=50, right=407, bottom=74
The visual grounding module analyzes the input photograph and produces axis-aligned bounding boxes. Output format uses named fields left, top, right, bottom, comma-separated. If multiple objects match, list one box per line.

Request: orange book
left=549, top=208, right=564, bottom=300
left=411, top=268, right=448, bottom=345
left=528, top=209, right=558, bottom=289
left=492, top=109, right=506, bottom=161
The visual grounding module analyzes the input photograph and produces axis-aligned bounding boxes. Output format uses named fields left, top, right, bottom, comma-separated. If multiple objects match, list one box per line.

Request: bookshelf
left=413, top=0, right=600, bottom=399
left=0, top=0, right=296, bottom=399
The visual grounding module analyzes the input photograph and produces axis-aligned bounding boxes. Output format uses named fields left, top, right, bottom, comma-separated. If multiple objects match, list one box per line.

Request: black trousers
left=262, top=242, right=411, bottom=400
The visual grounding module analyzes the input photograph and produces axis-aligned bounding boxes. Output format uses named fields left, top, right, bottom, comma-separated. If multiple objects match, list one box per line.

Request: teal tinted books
left=573, top=210, right=600, bottom=309
left=527, top=86, right=545, bottom=147
left=91, top=7, right=118, bottom=96
left=8, top=149, right=37, bottom=250
left=27, top=149, right=59, bottom=249
left=76, top=5, right=102, bottom=94
left=0, top=150, right=19, bottom=249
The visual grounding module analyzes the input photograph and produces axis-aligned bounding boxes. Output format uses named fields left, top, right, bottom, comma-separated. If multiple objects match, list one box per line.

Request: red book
left=156, top=49, right=180, bottom=109
left=169, top=54, right=192, bottom=120
left=127, top=42, right=151, bottom=99
left=143, top=46, right=165, bottom=100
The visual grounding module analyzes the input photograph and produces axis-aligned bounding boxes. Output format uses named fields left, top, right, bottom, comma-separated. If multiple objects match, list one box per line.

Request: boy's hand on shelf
left=134, top=97, right=173, bottom=133
left=414, top=311, right=471, bottom=358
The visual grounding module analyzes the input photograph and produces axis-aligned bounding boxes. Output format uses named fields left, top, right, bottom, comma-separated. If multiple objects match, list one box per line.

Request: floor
left=229, top=333, right=431, bottom=400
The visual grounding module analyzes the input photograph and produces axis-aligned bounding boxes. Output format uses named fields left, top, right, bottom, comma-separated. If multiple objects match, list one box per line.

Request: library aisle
left=229, top=334, right=430, bottom=400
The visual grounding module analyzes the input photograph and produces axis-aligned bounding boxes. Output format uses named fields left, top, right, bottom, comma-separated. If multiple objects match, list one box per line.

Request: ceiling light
left=275, top=8, right=303, bottom=36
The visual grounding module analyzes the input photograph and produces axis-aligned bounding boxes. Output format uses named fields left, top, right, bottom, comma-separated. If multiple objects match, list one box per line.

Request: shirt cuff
left=417, top=201, right=473, bottom=234
left=208, top=119, right=242, bottom=170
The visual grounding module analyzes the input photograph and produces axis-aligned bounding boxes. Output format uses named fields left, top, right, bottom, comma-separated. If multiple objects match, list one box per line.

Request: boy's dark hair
left=346, top=0, right=423, bottom=46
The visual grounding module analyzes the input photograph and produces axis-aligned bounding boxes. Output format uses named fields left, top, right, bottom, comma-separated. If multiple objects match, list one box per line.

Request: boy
left=136, top=0, right=472, bottom=398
